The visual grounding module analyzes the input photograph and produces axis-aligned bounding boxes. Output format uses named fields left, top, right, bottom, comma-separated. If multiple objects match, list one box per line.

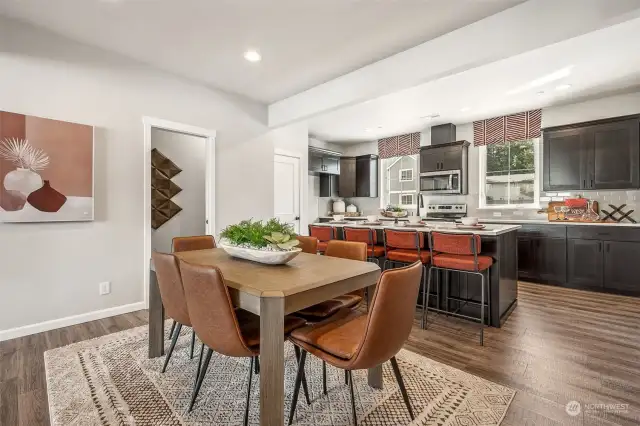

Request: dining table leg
left=148, top=265, right=165, bottom=358
left=260, top=295, right=285, bottom=425
left=366, top=283, right=383, bottom=390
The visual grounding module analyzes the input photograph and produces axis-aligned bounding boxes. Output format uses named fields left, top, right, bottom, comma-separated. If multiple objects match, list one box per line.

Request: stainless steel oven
left=420, top=170, right=463, bottom=194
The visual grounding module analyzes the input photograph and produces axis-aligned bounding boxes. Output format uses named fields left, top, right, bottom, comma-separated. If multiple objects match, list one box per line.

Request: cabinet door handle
left=598, top=242, right=602, bottom=252
left=590, top=179, right=594, bottom=188
left=583, top=180, right=586, bottom=188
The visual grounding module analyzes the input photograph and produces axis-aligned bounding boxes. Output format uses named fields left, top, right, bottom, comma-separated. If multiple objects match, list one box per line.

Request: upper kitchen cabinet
left=338, top=155, right=378, bottom=197
left=419, top=141, right=468, bottom=173
left=543, top=115, right=640, bottom=191
left=308, top=146, right=340, bottom=175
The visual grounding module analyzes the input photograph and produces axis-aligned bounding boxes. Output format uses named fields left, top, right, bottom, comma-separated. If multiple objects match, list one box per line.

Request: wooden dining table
left=148, top=248, right=382, bottom=426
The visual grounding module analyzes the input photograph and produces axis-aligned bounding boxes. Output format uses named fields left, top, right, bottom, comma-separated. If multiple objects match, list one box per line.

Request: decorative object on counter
left=366, top=214, right=378, bottom=223
left=332, top=198, right=345, bottom=213
left=407, top=216, right=422, bottom=224
left=600, top=204, right=637, bottom=223
left=380, top=204, right=408, bottom=218
left=0, top=111, right=94, bottom=222
left=546, top=199, right=599, bottom=222
left=332, top=214, right=345, bottom=221
left=461, top=217, right=479, bottom=226
left=346, top=203, right=357, bottom=213
left=219, top=218, right=302, bottom=264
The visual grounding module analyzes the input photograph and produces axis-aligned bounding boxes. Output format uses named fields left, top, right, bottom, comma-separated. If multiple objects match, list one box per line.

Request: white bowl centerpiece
left=219, top=218, right=302, bottom=265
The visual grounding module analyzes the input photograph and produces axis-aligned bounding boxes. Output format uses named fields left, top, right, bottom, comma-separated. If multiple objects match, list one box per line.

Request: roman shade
left=378, top=132, right=420, bottom=159
left=473, top=109, right=541, bottom=146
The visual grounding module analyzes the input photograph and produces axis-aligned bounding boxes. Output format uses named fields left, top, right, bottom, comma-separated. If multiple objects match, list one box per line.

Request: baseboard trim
left=0, top=302, right=147, bottom=342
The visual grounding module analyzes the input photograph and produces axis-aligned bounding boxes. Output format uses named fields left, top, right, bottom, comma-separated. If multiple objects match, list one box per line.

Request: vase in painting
left=27, top=180, right=67, bottom=212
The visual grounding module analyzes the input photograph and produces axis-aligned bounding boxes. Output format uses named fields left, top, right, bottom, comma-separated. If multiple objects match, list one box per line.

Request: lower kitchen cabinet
left=517, top=236, right=566, bottom=285
left=567, top=239, right=603, bottom=289
left=604, top=241, right=640, bottom=293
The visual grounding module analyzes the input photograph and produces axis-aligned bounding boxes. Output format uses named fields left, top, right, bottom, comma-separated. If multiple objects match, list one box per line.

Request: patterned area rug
left=45, top=325, right=515, bottom=425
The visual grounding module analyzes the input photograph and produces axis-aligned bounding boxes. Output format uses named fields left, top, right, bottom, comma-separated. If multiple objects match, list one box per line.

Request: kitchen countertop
left=475, top=218, right=640, bottom=227
left=311, top=221, right=521, bottom=236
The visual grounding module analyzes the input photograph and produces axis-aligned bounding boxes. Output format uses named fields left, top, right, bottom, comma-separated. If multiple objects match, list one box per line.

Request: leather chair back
left=172, top=235, right=216, bottom=252
left=431, top=232, right=481, bottom=255
left=151, top=252, right=191, bottom=326
left=179, top=260, right=254, bottom=358
left=296, top=235, right=318, bottom=254
left=309, top=225, right=334, bottom=242
left=349, top=261, right=422, bottom=370
left=344, top=227, right=377, bottom=245
left=324, top=240, right=367, bottom=261
left=384, top=229, right=424, bottom=250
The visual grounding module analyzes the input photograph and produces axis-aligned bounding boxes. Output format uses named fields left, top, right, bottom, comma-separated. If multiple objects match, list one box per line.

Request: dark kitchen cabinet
left=309, top=149, right=340, bottom=175
left=356, top=155, right=378, bottom=197
left=567, top=239, right=603, bottom=289
left=603, top=241, right=640, bottom=293
left=516, top=235, right=566, bottom=284
left=588, top=119, right=640, bottom=189
left=517, top=237, right=537, bottom=280
left=419, top=141, right=469, bottom=173
left=319, top=174, right=338, bottom=197
left=543, top=128, right=585, bottom=191
left=339, top=157, right=357, bottom=197
left=543, top=115, right=640, bottom=191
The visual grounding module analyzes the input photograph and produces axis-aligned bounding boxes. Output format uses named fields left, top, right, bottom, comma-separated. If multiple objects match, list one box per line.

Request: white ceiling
left=0, top=0, right=523, bottom=104
left=308, top=17, right=640, bottom=142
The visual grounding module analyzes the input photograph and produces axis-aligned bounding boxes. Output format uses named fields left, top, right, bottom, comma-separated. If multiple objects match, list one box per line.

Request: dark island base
left=331, top=228, right=518, bottom=328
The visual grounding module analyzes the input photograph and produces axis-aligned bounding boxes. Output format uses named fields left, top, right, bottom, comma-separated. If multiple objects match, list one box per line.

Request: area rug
left=45, top=325, right=515, bottom=425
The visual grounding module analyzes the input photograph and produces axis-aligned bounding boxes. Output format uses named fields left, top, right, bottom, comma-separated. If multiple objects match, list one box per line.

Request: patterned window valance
left=377, top=132, right=420, bottom=159
left=473, top=109, right=541, bottom=146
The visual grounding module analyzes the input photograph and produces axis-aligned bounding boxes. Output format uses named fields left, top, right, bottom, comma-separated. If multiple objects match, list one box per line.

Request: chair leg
left=423, top=267, right=433, bottom=329
left=322, top=361, right=327, bottom=395
left=244, top=357, right=254, bottom=426
left=193, top=342, right=205, bottom=390
left=167, top=320, right=176, bottom=340
left=288, top=349, right=307, bottom=425
left=254, top=356, right=260, bottom=374
left=293, top=345, right=311, bottom=405
left=347, top=370, right=357, bottom=425
left=420, top=266, right=428, bottom=329
left=189, top=347, right=213, bottom=411
left=344, top=369, right=349, bottom=385
left=190, top=330, right=196, bottom=359
left=162, top=323, right=182, bottom=373
left=390, top=356, right=415, bottom=420
left=480, top=271, right=485, bottom=346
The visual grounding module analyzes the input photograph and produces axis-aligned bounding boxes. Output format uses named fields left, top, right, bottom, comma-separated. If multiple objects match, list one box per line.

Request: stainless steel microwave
left=419, top=170, right=465, bottom=194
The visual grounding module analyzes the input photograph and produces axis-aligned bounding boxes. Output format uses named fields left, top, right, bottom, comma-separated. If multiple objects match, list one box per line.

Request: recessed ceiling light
left=420, top=113, right=440, bottom=119
left=460, top=107, right=471, bottom=112
left=365, top=128, right=373, bottom=132
left=556, top=84, right=572, bottom=91
left=244, top=50, right=261, bottom=62
left=536, top=91, right=545, bottom=96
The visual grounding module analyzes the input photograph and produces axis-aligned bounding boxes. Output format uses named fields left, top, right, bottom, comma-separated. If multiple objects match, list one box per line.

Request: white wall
left=150, top=129, right=206, bottom=253
left=0, top=16, right=271, bottom=338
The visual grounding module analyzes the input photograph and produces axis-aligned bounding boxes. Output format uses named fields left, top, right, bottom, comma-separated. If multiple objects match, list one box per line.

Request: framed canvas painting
left=0, top=111, right=94, bottom=222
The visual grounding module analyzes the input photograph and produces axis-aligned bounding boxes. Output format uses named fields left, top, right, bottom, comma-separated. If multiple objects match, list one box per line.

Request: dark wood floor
left=1, top=282, right=638, bottom=425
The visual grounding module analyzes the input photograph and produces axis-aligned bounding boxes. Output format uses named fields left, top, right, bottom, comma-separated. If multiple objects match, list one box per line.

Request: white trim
left=0, top=302, right=146, bottom=342
left=399, top=168, right=414, bottom=182
left=143, top=117, right=216, bottom=309
left=478, top=139, right=541, bottom=210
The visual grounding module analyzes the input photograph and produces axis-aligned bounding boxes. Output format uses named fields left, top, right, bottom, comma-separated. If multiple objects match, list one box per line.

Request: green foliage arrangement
left=220, top=218, right=300, bottom=251
left=385, top=204, right=405, bottom=212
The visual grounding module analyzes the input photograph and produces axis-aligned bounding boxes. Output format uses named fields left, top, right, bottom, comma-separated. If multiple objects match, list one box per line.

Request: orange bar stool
left=343, top=227, right=384, bottom=265
left=308, top=225, right=335, bottom=254
left=423, top=232, right=493, bottom=345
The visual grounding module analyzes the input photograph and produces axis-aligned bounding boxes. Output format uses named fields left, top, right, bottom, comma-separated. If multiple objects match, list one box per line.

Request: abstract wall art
left=0, top=111, right=94, bottom=222
left=151, top=148, right=182, bottom=229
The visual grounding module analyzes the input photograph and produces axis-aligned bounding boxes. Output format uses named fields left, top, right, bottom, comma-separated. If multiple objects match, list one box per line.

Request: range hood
left=431, top=123, right=458, bottom=145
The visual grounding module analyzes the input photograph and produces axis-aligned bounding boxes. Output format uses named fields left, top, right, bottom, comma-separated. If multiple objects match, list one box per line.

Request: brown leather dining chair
left=288, top=261, right=423, bottom=425
left=295, top=240, right=368, bottom=395
left=179, top=260, right=310, bottom=424
left=169, top=235, right=217, bottom=358
left=151, top=251, right=198, bottom=374
left=296, top=235, right=318, bottom=254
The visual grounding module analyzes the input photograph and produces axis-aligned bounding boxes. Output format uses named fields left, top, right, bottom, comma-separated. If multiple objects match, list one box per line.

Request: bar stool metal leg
left=423, top=266, right=433, bottom=329
left=480, top=270, right=485, bottom=346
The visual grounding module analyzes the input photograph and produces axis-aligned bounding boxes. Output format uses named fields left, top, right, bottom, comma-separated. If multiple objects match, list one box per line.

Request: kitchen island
left=311, top=221, right=521, bottom=327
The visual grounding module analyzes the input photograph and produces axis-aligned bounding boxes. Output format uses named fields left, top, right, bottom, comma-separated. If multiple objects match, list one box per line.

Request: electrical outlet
left=493, top=212, right=502, bottom=217
left=99, top=282, right=111, bottom=295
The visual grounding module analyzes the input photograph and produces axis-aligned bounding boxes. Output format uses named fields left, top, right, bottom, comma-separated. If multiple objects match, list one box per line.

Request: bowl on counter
left=461, top=217, right=479, bottom=226
left=407, top=216, right=422, bottom=224
left=332, top=214, right=345, bottom=222
left=366, top=215, right=378, bottom=223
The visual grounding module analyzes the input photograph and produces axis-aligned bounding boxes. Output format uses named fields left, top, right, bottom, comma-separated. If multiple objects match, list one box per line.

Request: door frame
left=274, top=148, right=306, bottom=235
left=142, top=116, right=216, bottom=308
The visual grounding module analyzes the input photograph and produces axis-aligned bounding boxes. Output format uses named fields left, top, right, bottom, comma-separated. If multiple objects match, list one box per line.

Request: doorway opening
left=143, top=117, right=216, bottom=307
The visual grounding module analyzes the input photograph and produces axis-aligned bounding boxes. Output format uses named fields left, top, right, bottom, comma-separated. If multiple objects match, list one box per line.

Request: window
left=399, top=168, right=413, bottom=181
left=381, top=155, right=418, bottom=209
left=400, top=193, right=414, bottom=205
left=479, top=139, right=540, bottom=208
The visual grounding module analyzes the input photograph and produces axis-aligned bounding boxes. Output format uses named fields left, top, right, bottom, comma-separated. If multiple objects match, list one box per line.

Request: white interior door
left=274, top=154, right=300, bottom=233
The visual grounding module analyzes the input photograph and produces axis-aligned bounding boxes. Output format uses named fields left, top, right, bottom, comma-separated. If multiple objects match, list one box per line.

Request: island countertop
left=311, top=221, right=521, bottom=236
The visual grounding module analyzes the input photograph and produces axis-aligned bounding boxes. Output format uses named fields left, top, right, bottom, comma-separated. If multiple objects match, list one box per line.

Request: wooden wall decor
left=151, top=148, right=182, bottom=229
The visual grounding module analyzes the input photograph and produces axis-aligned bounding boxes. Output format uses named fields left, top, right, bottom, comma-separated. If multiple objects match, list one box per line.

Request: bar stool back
left=308, top=225, right=334, bottom=254
left=343, top=227, right=384, bottom=265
